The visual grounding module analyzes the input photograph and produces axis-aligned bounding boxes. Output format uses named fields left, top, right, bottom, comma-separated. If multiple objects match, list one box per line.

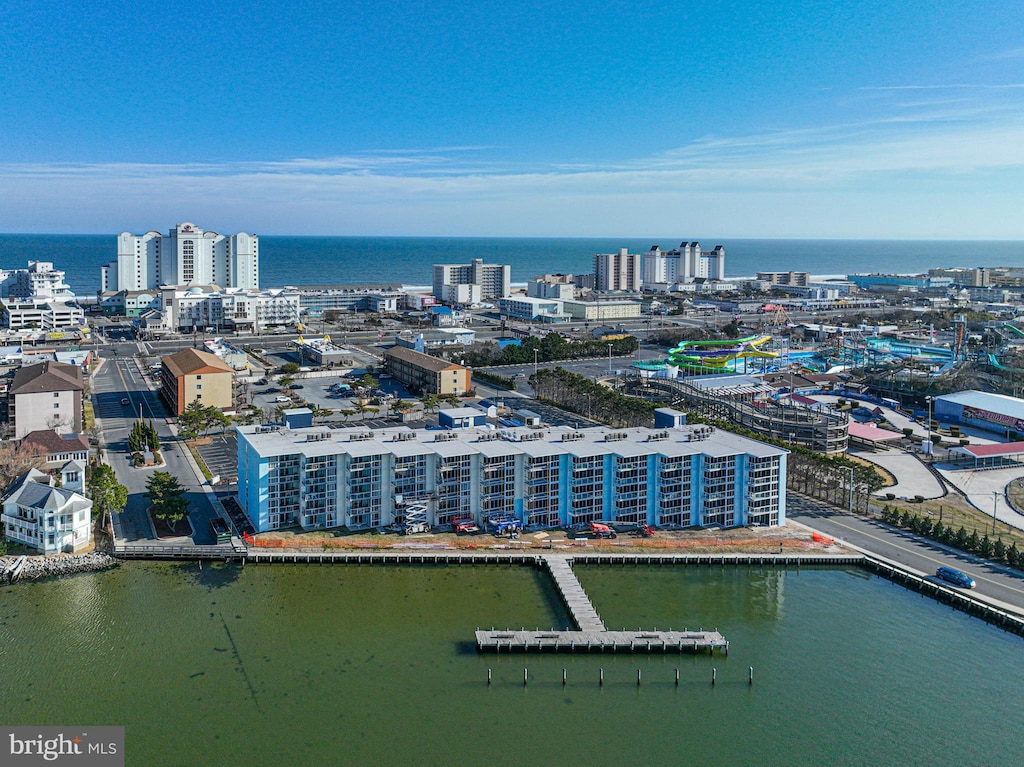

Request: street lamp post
left=607, top=343, right=613, bottom=374
left=848, top=466, right=855, bottom=513
left=584, top=393, right=592, bottom=419
left=533, top=349, right=539, bottom=379
left=993, top=490, right=999, bottom=536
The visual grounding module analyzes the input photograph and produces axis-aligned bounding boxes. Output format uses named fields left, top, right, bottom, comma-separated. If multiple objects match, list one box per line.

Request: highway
left=788, top=493, right=1024, bottom=616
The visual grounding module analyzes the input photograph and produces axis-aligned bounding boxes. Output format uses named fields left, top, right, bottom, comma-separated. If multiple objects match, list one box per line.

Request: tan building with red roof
left=160, top=348, right=234, bottom=415
left=383, top=346, right=471, bottom=396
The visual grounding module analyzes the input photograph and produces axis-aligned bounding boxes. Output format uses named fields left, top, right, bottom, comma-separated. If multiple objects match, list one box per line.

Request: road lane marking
left=795, top=507, right=1024, bottom=600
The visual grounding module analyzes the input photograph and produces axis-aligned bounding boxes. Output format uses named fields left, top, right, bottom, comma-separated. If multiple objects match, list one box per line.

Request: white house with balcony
left=1, top=468, right=92, bottom=554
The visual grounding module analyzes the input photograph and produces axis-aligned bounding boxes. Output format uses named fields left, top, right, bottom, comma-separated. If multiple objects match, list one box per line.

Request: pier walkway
left=476, top=554, right=728, bottom=654
left=542, top=554, right=605, bottom=631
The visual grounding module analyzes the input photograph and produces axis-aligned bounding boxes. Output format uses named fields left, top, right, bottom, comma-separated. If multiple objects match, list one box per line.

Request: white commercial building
left=237, top=423, right=786, bottom=533
left=432, top=259, right=510, bottom=304
left=4, top=299, right=85, bottom=331
left=101, top=222, right=259, bottom=292
left=497, top=296, right=568, bottom=322
left=527, top=276, right=577, bottom=301
left=155, top=285, right=301, bottom=334
left=0, top=262, right=84, bottom=331
left=642, top=242, right=726, bottom=288
left=561, top=300, right=642, bottom=321
left=0, top=262, right=76, bottom=301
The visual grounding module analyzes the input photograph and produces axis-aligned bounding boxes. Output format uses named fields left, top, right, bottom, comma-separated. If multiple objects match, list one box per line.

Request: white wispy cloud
left=980, top=47, right=1024, bottom=61
left=2, top=92, right=1023, bottom=237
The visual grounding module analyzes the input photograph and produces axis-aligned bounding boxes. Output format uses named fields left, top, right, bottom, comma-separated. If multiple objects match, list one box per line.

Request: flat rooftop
left=238, top=422, right=788, bottom=461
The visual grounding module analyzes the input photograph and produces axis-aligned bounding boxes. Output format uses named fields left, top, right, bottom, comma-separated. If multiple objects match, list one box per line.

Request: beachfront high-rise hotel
left=100, top=222, right=259, bottom=292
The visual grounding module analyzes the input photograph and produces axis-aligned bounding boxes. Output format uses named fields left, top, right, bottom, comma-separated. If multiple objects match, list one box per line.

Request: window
left=53, top=403, right=60, bottom=409
left=54, top=392, right=59, bottom=398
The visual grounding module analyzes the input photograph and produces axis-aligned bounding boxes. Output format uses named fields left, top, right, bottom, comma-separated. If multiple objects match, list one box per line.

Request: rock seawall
left=2, top=552, right=120, bottom=582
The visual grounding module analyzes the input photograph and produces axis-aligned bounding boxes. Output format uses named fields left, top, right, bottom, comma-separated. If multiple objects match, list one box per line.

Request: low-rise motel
left=236, top=420, right=787, bottom=533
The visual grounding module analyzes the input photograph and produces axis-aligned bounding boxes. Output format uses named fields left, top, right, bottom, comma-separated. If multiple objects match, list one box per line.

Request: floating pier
left=476, top=554, right=728, bottom=654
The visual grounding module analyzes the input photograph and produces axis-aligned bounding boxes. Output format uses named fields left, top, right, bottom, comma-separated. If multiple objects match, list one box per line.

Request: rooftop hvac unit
left=561, top=432, right=585, bottom=442
left=434, top=431, right=459, bottom=442
left=520, top=431, right=545, bottom=441
left=257, top=425, right=277, bottom=434
left=349, top=431, right=375, bottom=441
left=305, top=432, right=330, bottom=442
left=647, top=430, right=670, bottom=442
left=393, top=432, right=416, bottom=441
left=476, top=432, right=500, bottom=442
left=605, top=432, right=628, bottom=442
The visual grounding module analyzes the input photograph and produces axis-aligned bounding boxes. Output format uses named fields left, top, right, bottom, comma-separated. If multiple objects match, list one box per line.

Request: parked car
left=274, top=395, right=292, bottom=403
left=289, top=384, right=304, bottom=390
left=265, top=387, right=280, bottom=394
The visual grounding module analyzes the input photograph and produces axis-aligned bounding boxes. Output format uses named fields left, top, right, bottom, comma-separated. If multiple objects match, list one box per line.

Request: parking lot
left=195, top=431, right=238, bottom=485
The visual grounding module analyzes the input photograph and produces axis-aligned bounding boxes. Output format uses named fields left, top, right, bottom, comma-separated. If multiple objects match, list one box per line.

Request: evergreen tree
left=1007, top=543, right=1020, bottom=569
left=993, top=538, right=1006, bottom=563
left=144, top=471, right=190, bottom=529
left=967, top=529, right=981, bottom=554
left=979, top=534, right=993, bottom=559
left=87, top=464, right=128, bottom=527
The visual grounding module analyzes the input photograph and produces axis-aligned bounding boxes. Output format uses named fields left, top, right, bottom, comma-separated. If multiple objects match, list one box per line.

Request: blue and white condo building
left=237, top=423, right=787, bottom=533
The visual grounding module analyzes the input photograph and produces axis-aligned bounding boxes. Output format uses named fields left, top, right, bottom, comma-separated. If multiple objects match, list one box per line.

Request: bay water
left=1, top=562, right=1020, bottom=766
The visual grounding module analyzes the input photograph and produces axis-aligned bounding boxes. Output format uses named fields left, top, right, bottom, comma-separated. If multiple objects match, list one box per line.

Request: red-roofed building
left=949, top=441, right=1024, bottom=469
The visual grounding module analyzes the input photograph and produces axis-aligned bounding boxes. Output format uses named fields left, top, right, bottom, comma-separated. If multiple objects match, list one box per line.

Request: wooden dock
left=476, top=554, right=728, bottom=654
left=542, top=554, right=605, bottom=631
left=475, top=628, right=727, bottom=654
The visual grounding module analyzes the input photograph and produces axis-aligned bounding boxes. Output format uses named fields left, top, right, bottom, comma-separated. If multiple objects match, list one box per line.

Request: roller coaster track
left=630, top=377, right=849, bottom=454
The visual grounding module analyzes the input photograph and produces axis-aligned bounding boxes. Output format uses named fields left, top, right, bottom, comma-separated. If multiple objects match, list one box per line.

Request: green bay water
left=1, top=563, right=1022, bottom=766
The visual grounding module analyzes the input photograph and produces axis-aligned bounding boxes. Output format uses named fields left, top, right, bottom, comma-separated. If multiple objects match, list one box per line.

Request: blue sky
left=1, top=0, right=1023, bottom=237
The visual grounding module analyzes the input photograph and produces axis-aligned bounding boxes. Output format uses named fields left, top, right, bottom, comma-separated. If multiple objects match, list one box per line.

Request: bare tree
left=0, top=440, right=47, bottom=490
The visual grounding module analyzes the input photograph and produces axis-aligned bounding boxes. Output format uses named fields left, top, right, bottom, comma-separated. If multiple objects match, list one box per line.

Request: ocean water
left=0, top=234, right=1022, bottom=295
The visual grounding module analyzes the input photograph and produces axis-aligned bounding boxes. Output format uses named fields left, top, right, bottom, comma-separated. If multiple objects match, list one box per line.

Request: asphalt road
left=788, top=493, right=1024, bottom=615
left=92, top=353, right=219, bottom=544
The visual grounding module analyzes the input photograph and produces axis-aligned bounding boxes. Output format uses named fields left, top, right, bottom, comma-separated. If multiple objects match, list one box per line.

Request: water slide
left=1002, top=324, right=1024, bottom=339
left=666, top=335, right=778, bottom=372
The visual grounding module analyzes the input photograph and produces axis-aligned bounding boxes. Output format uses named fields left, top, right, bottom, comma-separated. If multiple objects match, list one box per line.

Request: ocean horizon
left=1, top=233, right=1022, bottom=296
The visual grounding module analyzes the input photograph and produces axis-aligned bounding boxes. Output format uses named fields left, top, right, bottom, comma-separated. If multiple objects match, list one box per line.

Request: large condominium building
left=593, top=249, right=642, bottom=291
left=156, top=285, right=300, bottom=334
left=0, top=261, right=85, bottom=331
left=432, top=259, right=511, bottom=304
left=236, top=422, right=786, bottom=533
left=642, top=242, right=726, bottom=286
left=0, top=262, right=75, bottom=301
left=100, top=222, right=259, bottom=293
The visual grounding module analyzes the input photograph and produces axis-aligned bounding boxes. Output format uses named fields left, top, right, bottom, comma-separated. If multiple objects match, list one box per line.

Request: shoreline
left=2, top=552, right=119, bottom=583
